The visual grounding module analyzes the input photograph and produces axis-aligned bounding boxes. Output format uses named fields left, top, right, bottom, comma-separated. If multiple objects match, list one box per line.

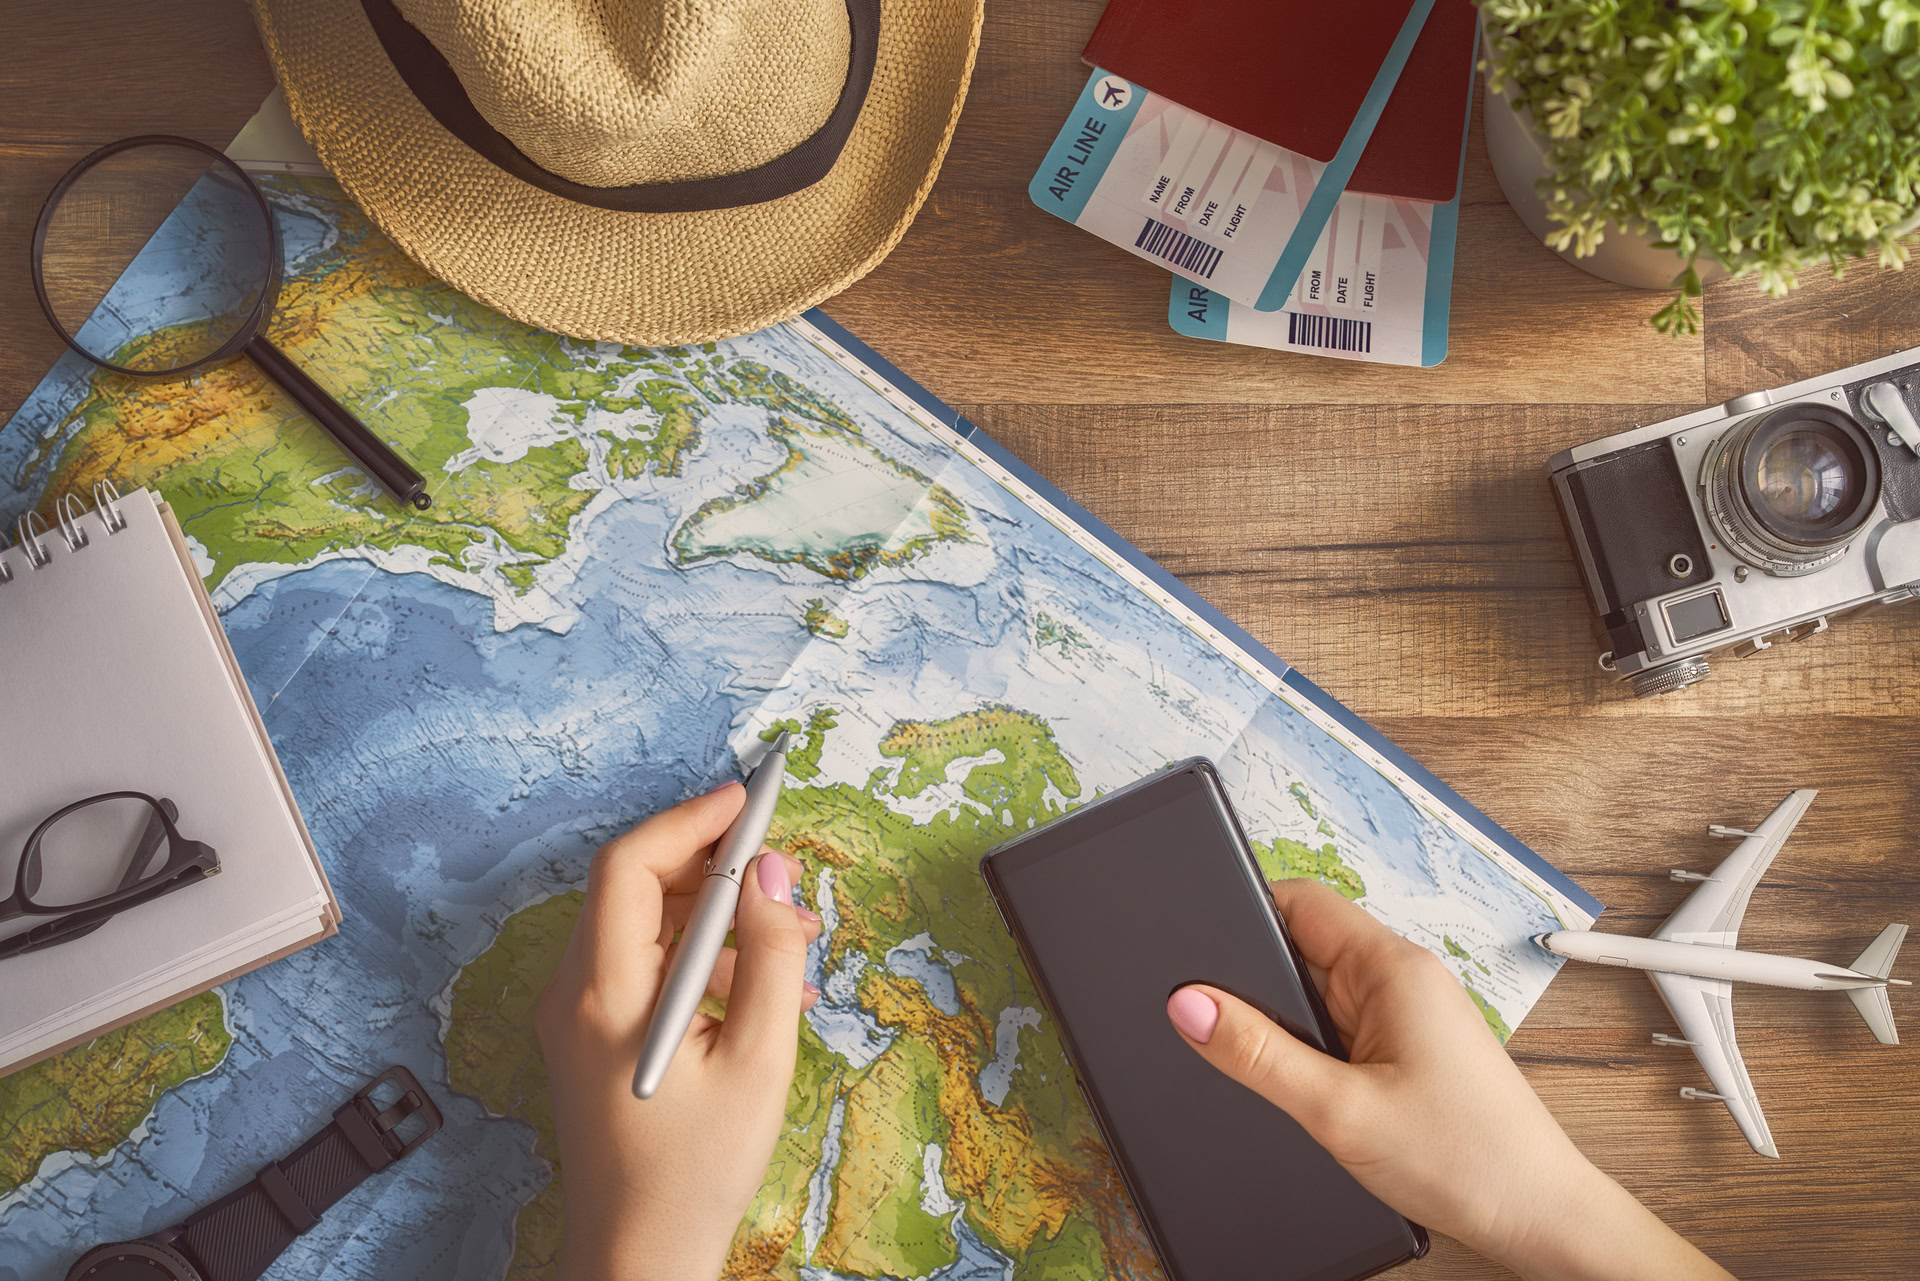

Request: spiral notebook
left=0, top=487, right=336, bottom=1074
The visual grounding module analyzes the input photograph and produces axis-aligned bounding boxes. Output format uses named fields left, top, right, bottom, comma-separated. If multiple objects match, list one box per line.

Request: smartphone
left=979, top=759, right=1427, bottom=1281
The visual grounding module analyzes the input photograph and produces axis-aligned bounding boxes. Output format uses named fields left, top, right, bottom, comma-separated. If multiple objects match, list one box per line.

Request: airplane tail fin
left=1852, top=924, right=1907, bottom=979
left=1846, top=924, right=1906, bottom=1045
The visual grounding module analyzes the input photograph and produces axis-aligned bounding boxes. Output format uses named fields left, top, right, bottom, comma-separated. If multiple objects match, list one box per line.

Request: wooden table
left=4, top=2, right=1915, bottom=1276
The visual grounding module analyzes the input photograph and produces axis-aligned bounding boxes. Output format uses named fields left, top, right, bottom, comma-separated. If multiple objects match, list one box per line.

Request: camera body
left=1551, top=346, right=1920, bottom=696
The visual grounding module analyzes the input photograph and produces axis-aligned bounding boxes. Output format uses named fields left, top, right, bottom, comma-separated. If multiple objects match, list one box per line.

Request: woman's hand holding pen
left=537, top=784, right=820, bottom=1281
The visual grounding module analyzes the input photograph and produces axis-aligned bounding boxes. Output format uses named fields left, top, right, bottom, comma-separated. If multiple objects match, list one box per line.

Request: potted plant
left=1478, top=0, right=1920, bottom=333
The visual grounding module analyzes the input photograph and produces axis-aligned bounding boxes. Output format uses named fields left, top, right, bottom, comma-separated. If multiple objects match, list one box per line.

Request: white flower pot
left=1482, top=47, right=1728, bottom=291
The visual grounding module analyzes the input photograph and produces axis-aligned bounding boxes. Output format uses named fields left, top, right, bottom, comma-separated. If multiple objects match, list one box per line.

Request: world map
left=0, top=176, right=1598, bottom=1281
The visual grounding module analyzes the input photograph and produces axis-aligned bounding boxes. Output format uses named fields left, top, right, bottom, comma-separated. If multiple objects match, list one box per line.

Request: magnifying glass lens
left=32, top=135, right=431, bottom=509
left=35, top=140, right=275, bottom=374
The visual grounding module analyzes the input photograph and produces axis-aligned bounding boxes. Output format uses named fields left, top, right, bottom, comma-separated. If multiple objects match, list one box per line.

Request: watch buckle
left=349, top=1065, right=444, bottom=1162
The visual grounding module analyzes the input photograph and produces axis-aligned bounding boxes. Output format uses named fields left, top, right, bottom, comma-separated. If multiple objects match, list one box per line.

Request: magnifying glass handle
left=243, top=335, right=433, bottom=511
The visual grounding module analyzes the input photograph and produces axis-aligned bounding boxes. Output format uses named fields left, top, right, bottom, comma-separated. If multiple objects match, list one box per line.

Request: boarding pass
left=1168, top=180, right=1463, bottom=367
left=1032, top=71, right=1369, bottom=311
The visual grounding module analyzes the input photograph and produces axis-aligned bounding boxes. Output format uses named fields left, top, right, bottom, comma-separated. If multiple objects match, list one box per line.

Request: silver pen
left=632, top=731, right=791, bottom=1099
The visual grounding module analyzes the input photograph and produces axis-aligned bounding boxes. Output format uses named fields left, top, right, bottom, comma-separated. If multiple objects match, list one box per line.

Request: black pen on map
left=632, top=731, right=792, bottom=1099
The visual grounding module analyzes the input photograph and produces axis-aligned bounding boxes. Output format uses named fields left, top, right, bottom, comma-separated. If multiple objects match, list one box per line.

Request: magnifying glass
left=30, top=135, right=431, bottom=511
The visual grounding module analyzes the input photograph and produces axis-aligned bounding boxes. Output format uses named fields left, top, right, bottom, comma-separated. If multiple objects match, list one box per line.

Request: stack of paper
left=1031, top=0, right=1480, bottom=367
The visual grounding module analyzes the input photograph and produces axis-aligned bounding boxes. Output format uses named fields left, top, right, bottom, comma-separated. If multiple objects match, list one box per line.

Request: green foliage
left=1479, top=0, right=1920, bottom=332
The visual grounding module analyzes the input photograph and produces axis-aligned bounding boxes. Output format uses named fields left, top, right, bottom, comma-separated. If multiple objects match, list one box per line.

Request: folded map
left=0, top=174, right=1597, bottom=1280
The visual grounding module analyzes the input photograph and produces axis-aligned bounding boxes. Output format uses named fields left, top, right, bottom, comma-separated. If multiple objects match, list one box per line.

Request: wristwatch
left=66, top=1066, right=443, bottom=1281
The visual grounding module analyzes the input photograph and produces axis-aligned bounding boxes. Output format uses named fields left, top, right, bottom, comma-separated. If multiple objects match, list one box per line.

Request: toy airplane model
left=1536, top=789, right=1908, bottom=1158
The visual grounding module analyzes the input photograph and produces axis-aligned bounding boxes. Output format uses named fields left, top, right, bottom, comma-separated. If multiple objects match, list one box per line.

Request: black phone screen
left=983, top=763, right=1420, bottom=1281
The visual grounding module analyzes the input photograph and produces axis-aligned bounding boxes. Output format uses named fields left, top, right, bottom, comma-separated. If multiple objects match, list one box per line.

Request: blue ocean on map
left=0, top=176, right=1594, bottom=1281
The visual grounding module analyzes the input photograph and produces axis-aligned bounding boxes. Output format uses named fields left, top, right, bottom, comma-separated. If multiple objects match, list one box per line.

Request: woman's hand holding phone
left=535, top=785, right=822, bottom=1281
left=1166, top=880, right=1737, bottom=1281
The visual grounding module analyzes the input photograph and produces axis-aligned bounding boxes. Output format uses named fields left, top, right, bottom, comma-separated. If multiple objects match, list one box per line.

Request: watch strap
left=170, top=1067, right=442, bottom=1281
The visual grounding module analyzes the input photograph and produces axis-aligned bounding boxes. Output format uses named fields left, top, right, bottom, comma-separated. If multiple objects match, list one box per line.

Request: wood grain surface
left=2, top=1, right=1914, bottom=1277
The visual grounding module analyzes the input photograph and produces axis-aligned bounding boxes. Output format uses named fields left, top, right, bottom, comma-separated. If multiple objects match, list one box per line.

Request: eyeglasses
left=0, top=792, right=218, bottom=960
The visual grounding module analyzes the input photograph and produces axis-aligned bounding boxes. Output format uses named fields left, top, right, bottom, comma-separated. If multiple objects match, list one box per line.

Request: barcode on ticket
left=1286, top=312, right=1372, bottom=354
left=1134, top=218, right=1223, bottom=279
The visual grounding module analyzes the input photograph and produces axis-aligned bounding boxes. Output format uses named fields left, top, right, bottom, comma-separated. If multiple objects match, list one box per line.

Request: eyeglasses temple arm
left=0, top=859, right=207, bottom=961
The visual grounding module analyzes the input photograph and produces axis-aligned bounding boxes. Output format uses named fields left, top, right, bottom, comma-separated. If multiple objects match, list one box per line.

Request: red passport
left=1083, top=0, right=1480, bottom=203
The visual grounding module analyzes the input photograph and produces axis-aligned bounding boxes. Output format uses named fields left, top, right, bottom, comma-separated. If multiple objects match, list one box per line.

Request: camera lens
left=1753, top=429, right=1860, bottom=525
left=1702, top=404, right=1881, bottom=576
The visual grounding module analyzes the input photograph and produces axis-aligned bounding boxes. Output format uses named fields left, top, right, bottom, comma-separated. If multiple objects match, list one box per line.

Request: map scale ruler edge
left=0, top=172, right=1601, bottom=1281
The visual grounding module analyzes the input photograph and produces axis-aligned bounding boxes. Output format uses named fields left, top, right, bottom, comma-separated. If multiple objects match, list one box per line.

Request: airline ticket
left=1167, top=183, right=1462, bottom=367
left=1032, top=70, right=1352, bottom=310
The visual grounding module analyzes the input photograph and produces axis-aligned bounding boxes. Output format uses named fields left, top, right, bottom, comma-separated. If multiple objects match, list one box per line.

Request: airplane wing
left=1653, top=789, right=1817, bottom=948
left=1648, top=970, right=1779, bottom=1158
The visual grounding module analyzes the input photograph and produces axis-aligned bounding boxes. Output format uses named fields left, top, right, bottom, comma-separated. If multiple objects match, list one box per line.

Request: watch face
left=66, top=1242, right=200, bottom=1281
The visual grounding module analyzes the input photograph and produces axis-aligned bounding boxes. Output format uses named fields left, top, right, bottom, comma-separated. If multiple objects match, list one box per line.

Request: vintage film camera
left=1551, top=346, right=1920, bottom=696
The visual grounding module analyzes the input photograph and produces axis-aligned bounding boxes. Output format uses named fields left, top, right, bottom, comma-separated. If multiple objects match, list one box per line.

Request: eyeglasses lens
left=27, top=797, right=173, bottom=909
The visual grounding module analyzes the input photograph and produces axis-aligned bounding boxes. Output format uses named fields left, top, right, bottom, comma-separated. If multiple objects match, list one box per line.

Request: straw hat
left=248, top=0, right=982, bottom=344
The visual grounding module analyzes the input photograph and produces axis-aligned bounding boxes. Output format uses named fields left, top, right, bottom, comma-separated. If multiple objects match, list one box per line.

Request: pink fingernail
left=803, top=980, right=820, bottom=995
left=1167, top=989, right=1218, bottom=1043
left=705, top=779, right=742, bottom=795
left=757, top=854, right=791, bottom=900
left=797, top=906, right=822, bottom=923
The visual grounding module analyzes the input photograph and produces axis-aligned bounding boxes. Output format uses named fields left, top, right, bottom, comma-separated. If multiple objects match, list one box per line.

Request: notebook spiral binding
left=1, top=480, right=128, bottom=585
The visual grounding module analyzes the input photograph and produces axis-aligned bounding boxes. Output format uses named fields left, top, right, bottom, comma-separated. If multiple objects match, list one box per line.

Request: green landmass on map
left=444, top=708, right=1160, bottom=1281
left=1461, top=979, right=1514, bottom=1043
left=445, top=891, right=575, bottom=1279
left=1252, top=836, right=1367, bottom=902
left=801, top=598, right=850, bottom=639
left=1032, top=612, right=1094, bottom=662
left=1445, top=935, right=1493, bottom=975
left=0, top=991, right=231, bottom=1196
left=1442, top=936, right=1511, bottom=1041
left=14, top=179, right=856, bottom=600
left=760, top=708, right=839, bottom=782
left=1289, top=781, right=1317, bottom=818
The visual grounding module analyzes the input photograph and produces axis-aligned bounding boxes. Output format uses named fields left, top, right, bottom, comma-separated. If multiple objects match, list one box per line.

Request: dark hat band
left=358, top=0, right=879, bottom=213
